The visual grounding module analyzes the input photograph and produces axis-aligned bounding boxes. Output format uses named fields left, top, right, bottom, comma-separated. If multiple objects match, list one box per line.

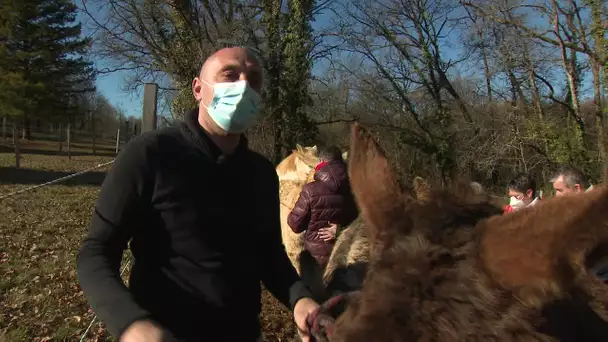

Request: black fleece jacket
left=76, top=109, right=312, bottom=341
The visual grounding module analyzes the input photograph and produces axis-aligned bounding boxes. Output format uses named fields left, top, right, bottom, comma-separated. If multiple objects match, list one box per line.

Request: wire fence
left=0, top=133, right=514, bottom=340
left=0, top=153, right=129, bottom=341
left=78, top=259, right=131, bottom=342
left=0, top=160, right=115, bottom=200
left=0, top=123, right=131, bottom=171
left=1, top=123, right=140, bottom=164
left=2, top=124, right=121, bottom=145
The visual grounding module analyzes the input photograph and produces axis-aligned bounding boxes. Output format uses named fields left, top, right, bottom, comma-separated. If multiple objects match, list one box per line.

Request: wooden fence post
left=142, top=83, right=158, bottom=134
left=115, top=128, right=120, bottom=154
left=67, top=124, right=71, bottom=160
left=2, top=116, right=6, bottom=142
left=58, top=123, right=63, bottom=152
left=13, top=124, right=20, bottom=169
left=91, top=111, right=96, bottom=156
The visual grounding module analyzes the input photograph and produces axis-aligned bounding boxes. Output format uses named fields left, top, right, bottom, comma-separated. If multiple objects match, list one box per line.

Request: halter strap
left=306, top=291, right=361, bottom=342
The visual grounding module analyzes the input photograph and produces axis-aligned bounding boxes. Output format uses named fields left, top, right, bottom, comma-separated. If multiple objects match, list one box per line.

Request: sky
left=73, top=1, right=592, bottom=119
left=75, top=1, right=142, bottom=117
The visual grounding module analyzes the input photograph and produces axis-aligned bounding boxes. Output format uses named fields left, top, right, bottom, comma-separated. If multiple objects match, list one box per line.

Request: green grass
left=0, top=139, right=294, bottom=341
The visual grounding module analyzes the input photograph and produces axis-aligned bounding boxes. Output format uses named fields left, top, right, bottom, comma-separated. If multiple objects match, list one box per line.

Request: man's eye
left=222, top=72, right=238, bottom=80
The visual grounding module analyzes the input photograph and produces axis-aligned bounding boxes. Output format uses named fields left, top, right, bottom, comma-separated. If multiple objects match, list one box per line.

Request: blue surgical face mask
left=202, top=79, right=261, bottom=133
left=509, top=196, right=526, bottom=210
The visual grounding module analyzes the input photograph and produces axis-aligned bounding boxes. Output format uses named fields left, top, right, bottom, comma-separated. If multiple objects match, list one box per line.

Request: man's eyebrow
left=219, top=64, right=240, bottom=71
left=217, top=63, right=261, bottom=75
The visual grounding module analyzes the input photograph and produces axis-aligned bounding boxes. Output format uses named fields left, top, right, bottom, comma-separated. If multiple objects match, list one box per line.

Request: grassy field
left=0, top=139, right=295, bottom=341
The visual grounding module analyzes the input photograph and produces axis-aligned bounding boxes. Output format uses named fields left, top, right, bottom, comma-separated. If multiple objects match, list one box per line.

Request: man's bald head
left=198, top=47, right=263, bottom=90
left=192, top=47, right=264, bottom=137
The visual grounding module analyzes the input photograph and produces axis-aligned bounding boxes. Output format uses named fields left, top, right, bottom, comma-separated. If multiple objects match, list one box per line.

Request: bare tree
left=80, top=0, right=262, bottom=119
left=463, top=0, right=607, bottom=171
left=331, top=0, right=482, bottom=182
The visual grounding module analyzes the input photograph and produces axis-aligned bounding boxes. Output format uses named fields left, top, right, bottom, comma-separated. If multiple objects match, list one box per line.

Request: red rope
left=306, top=291, right=361, bottom=342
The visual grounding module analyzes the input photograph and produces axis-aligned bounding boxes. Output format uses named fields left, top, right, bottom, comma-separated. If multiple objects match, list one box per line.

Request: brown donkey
left=312, top=123, right=608, bottom=342
left=301, top=175, right=486, bottom=302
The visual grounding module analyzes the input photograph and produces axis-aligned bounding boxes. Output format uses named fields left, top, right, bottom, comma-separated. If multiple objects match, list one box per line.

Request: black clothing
left=76, top=109, right=312, bottom=341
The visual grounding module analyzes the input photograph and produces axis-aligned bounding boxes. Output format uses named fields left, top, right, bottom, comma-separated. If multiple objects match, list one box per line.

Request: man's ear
left=192, top=77, right=203, bottom=102
left=526, top=189, right=534, bottom=198
left=574, top=184, right=582, bottom=192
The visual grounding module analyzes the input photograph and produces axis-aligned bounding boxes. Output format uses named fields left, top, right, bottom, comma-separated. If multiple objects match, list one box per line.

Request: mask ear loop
left=199, top=79, right=214, bottom=111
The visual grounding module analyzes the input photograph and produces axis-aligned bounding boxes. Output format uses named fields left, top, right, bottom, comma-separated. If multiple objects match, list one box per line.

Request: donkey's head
left=324, top=124, right=501, bottom=340
left=344, top=124, right=500, bottom=258
left=327, top=124, right=608, bottom=341
left=276, top=144, right=319, bottom=182
left=412, top=176, right=433, bottom=202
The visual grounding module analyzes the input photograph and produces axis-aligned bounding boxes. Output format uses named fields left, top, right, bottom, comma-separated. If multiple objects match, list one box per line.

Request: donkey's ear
left=348, top=123, right=407, bottom=241
left=469, top=182, right=485, bottom=196
left=342, top=151, right=348, bottom=161
left=452, top=177, right=484, bottom=199
left=413, top=176, right=432, bottom=202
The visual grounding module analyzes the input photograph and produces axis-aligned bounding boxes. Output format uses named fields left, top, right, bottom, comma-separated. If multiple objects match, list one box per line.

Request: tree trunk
left=523, top=43, right=543, bottom=119
left=587, top=0, right=607, bottom=178
left=24, top=116, right=32, bottom=140
left=481, top=37, right=492, bottom=103
left=550, top=1, right=586, bottom=155
left=591, top=59, right=606, bottom=166
left=263, top=0, right=284, bottom=164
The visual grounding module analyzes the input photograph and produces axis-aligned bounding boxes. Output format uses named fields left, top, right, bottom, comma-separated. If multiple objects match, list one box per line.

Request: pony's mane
left=275, top=145, right=319, bottom=181
left=276, top=152, right=298, bottom=175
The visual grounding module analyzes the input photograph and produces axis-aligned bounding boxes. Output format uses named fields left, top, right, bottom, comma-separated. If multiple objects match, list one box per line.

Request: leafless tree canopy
left=77, top=0, right=607, bottom=189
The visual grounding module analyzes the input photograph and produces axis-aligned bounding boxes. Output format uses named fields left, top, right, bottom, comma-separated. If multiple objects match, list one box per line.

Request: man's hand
left=294, top=297, right=320, bottom=342
left=318, top=223, right=338, bottom=242
left=120, top=320, right=177, bottom=342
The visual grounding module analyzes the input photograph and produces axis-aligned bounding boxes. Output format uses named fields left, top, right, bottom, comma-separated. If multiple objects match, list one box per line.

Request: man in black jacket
left=76, top=47, right=319, bottom=342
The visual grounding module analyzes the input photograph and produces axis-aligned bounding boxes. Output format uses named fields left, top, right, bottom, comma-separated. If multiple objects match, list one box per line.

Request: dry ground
left=0, top=139, right=295, bottom=341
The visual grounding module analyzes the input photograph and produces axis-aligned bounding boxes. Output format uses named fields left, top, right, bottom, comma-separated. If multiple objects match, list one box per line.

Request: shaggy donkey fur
left=325, top=123, right=608, bottom=342
left=301, top=176, right=483, bottom=302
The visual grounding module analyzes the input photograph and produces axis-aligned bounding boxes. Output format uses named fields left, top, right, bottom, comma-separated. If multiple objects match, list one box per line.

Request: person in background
left=550, top=165, right=605, bottom=281
left=504, top=172, right=540, bottom=214
left=288, top=145, right=359, bottom=269
left=76, top=47, right=319, bottom=342
left=550, top=165, right=594, bottom=197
